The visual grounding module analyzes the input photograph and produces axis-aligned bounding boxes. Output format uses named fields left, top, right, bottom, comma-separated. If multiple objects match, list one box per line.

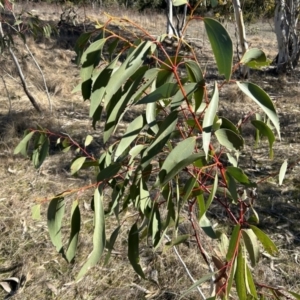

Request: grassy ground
left=1, top=2, right=300, bottom=299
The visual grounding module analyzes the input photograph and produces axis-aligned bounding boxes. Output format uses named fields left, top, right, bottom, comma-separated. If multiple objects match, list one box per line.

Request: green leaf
left=84, top=135, right=93, bottom=147
left=226, top=258, right=236, bottom=298
left=203, top=82, right=219, bottom=158
left=105, top=41, right=153, bottom=105
left=104, top=66, right=148, bottom=143
left=159, top=153, right=205, bottom=187
left=179, top=272, right=216, bottom=299
left=152, top=204, right=161, bottom=247
left=31, top=204, right=41, bottom=220
left=245, top=263, right=258, bottom=298
left=199, top=215, right=217, bottom=239
left=225, top=171, right=238, bottom=203
left=165, top=234, right=190, bottom=247
left=115, top=115, right=146, bottom=161
left=206, top=173, right=218, bottom=211
left=32, top=134, right=49, bottom=169
left=77, top=187, right=106, bottom=281
left=242, top=229, right=259, bottom=267
left=240, top=48, right=267, bottom=66
left=237, top=82, right=280, bottom=139
left=90, top=56, right=119, bottom=118
left=47, top=196, right=65, bottom=254
left=218, top=232, right=229, bottom=257
left=159, top=137, right=194, bottom=183
left=70, top=157, right=87, bottom=175
left=14, top=131, right=35, bottom=156
left=215, top=128, right=244, bottom=151
left=226, top=224, right=240, bottom=261
left=204, top=18, right=233, bottom=81
left=279, top=159, right=288, bottom=186
left=171, top=83, right=198, bottom=111
left=251, top=120, right=275, bottom=159
left=66, top=200, right=81, bottom=263
left=219, top=117, right=240, bottom=135
left=182, top=176, right=197, bottom=202
left=235, top=247, right=247, bottom=300
left=128, top=222, right=145, bottom=279
left=226, top=166, right=256, bottom=186
left=250, top=225, right=278, bottom=255
left=80, top=38, right=106, bottom=100
left=141, top=111, right=178, bottom=169
left=104, top=225, right=121, bottom=265
left=137, top=82, right=179, bottom=105
left=185, top=60, right=204, bottom=83
left=97, top=163, right=122, bottom=182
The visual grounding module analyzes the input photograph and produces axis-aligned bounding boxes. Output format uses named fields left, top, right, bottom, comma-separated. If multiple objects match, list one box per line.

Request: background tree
left=274, top=0, right=300, bottom=73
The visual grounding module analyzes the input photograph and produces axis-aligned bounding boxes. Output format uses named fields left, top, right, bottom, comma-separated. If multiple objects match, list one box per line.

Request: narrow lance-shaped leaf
left=242, top=229, right=259, bottom=267
left=105, top=41, right=153, bottom=105
left=215, top=128, right=244, bottom=152
left=76, top=187, right=106, bottom=281
left=71, top=157, right=87, bottom=175
left=66, top=200, right=81, bottom=263
left=141, top=111, right=178, bottom=169
left=104, top=225, right=121, bottom=265
left=115, top=115, right=146, bottom=161
left=31, top=204, right=41, bottom=221
left=204, top=18, right=233, bottom=81
left=80, top=38, right=106, bottom=100
left=250, top=225, right=278, bottom=255
left=104, top=66, right=148, bottom=143
left=159, top=137, right=195, bottom=184
left=203, top=82, right=219, bottom=159
left=171, top=83, right=198, bottom=111
left=235, top=247, right=247, bottom=299
left=152, top=204, right=161, bottom=248
left=226, top=224, right=241, bottom=261
left=90, top=55, right=119, bottom=119
left=36, top=135, right=49, bottom=169
left=47, top=197, right=65, bottom=255
left=136, top=82, right=178, bottom=105
left=252, top=120, right=275, bottom=159
left=245, top=263, right=258, bottom=298
left=84, top=135, right=93, bottom=147
left=279, top=159, right=288, bottom=186
left=237, top=81, right=280, bottom=139
left=128, top=222, right=145, bottom=279
left=14, top=131, right=35, bottom=156
left=226, top=166, right=256, bottom=186
left=179, top=272, right=217, bottom=299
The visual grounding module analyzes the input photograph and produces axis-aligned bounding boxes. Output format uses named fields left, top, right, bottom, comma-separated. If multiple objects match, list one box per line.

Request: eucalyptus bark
left=232, top=0, right=249, bottom=78
left=274, top=0, right=300, bottom=73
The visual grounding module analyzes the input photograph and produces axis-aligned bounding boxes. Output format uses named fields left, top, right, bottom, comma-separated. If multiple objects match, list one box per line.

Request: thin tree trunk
left=232, top=0, right=249, bottom=78
left=0, top=22, right=42, bottom=113
left=274, top=0, right=300, bottom=73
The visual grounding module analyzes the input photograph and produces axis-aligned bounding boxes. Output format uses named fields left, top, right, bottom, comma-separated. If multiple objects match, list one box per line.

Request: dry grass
left=0, top=2, right=300, bottom=299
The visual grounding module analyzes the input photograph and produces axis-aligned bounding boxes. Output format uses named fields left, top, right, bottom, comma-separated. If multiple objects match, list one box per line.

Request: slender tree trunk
left=0, top=22, right=42, bottom=113
left=166, top=0, right=174, bottom=38
left=232, top=0, right=249, bottom=78
left=165, top=0, right=188, bottom=39
left=274, top=0, right=300, bottom=73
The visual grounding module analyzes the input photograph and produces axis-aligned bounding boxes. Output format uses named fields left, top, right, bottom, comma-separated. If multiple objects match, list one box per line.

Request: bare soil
left=0, top=3, right=300, bottom=299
